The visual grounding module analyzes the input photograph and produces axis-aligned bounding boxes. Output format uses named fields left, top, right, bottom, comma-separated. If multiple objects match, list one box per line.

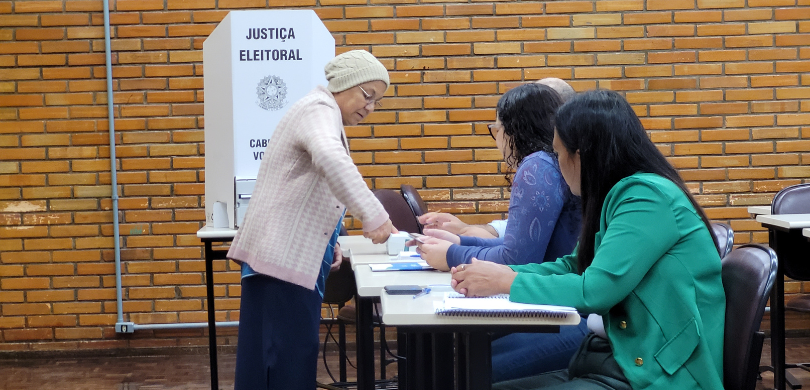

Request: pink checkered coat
left=227, top=86, right=388, bottom=289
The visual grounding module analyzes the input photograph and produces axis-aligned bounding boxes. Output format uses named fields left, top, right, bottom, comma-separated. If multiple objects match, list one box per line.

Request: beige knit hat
left=324, top=50, right=390, bottom=93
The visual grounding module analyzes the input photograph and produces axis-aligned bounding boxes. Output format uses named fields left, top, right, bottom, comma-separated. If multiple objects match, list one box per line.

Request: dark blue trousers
left=234, top=274, right=324, bottom=390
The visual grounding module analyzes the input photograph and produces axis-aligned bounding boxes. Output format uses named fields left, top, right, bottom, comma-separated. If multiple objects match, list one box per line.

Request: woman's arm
left=295, top=99, right=388, bottom=232
left=445, top=153, right=566, bottom=267
left=508, top=179, right=680, bottom=314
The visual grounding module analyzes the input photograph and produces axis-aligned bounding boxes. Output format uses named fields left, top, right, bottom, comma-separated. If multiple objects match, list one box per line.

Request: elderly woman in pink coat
left=227, top=50, right=396, bottom=390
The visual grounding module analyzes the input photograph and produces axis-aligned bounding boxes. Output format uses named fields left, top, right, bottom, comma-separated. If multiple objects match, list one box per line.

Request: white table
left=354, top=265, right=450, bottom=297
left=381, top=291, right=579, bottom=390
left=352, top=262, right=451, bottom=389
left=748, top=205, right=771, bottom=216
left=335, top=235, right=441, bottom=390
left=381, top=288, right=580, bottom=327
left=196, top=225, right=238, bottom=390
left=756, top=214, right=810, bottom=390
left=347, top=251, right=428, bottom=270
left=197, top=225, right=237, bottom=240
left=756, top=214, right=810, bottom=230
left=338, top=235, right=428, bottom=271
left=337, top=235, right=386, bottom=256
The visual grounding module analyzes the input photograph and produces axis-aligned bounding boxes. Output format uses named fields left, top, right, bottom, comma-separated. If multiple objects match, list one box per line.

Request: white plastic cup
left=212, top=201, right=228, bottom=228
left=387, top=231, right=410, bottom=256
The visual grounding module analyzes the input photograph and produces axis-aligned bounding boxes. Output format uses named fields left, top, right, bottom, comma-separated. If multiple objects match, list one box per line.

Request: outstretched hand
left=364, top=219, right=398, bottom=244
left=450, top=258, right=517, bottom=297
left=422, top=228, right=461, bottom=245
left=410, top=235, right=453, bottom=271
left=418, top=212, right=468, bottom=235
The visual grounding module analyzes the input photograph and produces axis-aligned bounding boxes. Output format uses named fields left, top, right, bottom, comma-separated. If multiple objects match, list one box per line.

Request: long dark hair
left=496, top=83, right=562, bottom=185
left=554, top=89, right=717, bottom=273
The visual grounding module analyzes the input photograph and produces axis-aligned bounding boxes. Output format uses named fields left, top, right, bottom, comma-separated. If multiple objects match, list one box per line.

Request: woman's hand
left=423, top=228, right=461, bottom=245
left=364, top=219, right=398, bottom=244
left=451, top=258, right=517, bottom=297
left=331, top=243, right=344, bottom=271
left=418, top=212, right=468, bottom=235
left=413, top=236, right=453, bottom=271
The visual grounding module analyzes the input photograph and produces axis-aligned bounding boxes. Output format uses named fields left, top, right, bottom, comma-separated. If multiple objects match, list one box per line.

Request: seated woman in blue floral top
left=413, top=83, right=586, bottom=382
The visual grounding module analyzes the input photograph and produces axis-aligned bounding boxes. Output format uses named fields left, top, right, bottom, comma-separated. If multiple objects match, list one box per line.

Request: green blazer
left=509, top=173, right=725, bottom=390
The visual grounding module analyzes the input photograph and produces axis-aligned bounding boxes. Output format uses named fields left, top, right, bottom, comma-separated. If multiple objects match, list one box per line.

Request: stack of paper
left=435, top=293, right=577, bottom=318
left=369, top=260, right=434, bottom=272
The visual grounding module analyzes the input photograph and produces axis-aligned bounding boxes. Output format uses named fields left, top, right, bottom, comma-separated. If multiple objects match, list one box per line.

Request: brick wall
left=0, top=0, right=808, bottom=351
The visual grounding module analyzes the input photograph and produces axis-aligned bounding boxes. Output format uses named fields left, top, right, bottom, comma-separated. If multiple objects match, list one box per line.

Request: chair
left=723, top=244, right=778, bottom=390
left=321, top=250, right=357, bottom=382
left=772, top=183, right=810, bottom=281
left=765, top=183, right=810, bottom=389
left=400, top=184, right=428, bottom=233
left=320, top=226, right=355, bottom=383
left=321, top=226, right=388, bottom=385
left=374, top=188, right=421, bottom=234
left=711, top=222, right=734, bottom=259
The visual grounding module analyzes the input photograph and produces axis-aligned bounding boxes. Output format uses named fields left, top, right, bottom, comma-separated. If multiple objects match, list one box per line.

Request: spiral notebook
left=434, top=293, right=577, bottom=319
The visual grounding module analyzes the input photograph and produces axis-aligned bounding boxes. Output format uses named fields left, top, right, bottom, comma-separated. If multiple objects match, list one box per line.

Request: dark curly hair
left=496, top=83, right=563, bottom=186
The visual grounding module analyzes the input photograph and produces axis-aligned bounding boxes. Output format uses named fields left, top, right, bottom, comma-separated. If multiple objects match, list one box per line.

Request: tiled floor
left=0, top=336, right=809, bottom=389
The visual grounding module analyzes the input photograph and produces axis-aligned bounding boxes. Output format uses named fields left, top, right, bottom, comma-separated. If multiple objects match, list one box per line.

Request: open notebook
left=435, top=293, right=577, bottom=319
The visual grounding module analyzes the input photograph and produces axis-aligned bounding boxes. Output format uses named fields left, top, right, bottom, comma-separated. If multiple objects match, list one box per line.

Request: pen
left=413, top=287, right=431, bottom=299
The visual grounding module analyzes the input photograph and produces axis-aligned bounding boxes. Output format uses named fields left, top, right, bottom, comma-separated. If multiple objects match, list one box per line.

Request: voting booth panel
left=203, top=10, right=335, bottom=228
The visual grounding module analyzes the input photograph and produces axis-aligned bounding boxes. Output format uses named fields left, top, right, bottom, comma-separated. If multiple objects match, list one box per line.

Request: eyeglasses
left=358, top=86, right=383, bottom=108
left=487, top=123, right=501, bottom=140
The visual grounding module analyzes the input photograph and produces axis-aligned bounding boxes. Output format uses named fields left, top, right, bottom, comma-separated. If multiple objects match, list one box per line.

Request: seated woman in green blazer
left=451, top=89, right=725, bottom=390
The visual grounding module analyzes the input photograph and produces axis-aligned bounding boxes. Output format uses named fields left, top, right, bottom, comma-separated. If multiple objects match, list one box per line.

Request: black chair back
left=711, top=222, right=734, bottom=259
left=322, top=260, right=356, bottom=305
left=323, top=226, right=356, bottom=305
left=400, top=184, right=428, bottom=233
left=374, top=189, right=421, bottom=234
left=771, top=183, right=810, bottom=280
left=772, top=183, right=810, bottom=215
left=722, top=244, right=778, bottom=390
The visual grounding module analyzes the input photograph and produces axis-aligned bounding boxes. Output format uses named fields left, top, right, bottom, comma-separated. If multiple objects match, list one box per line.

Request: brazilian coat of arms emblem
left=256, top=75, right=287, bottom=111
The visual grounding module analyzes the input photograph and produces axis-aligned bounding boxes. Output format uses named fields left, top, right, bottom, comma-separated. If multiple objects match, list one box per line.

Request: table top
left=354, top=264, right=451, bottom=298
left=338, top=235, right=419, bottom=269
left=337, top=235, right=386, bottom=255
left=380, top=289, right=581, bottom=327
left=748, top=206, right=771, bottom=216
left=756, top=214, right=810, bottom=229
left=804, top=228, right=810, bottom=239
left=348, top=252, right=423, bottom=269
left=197, top=225, right=238, bottom=239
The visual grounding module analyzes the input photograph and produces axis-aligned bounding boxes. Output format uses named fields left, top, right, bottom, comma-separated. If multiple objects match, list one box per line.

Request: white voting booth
left=203, top=10, right=335, bottom=228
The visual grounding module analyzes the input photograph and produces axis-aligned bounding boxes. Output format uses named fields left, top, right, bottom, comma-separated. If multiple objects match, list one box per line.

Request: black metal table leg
left=771, top=234, right=786, bottom=390
left=338, top=318, right=347, bottom=383
left=397, top=331, right=409, bottom=390
left=432, top=333, right=455, bottom=389
left=456, top=333, right=467, bottom=390
left=356, top=297, right=375, bottom=390
left=770, top=228, right=810, bottom=390
left=465, top=332, right=492, bottom=390
left=412, top=333, right=431, bottom=389
left=204, top=241, right=219, bottom=390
